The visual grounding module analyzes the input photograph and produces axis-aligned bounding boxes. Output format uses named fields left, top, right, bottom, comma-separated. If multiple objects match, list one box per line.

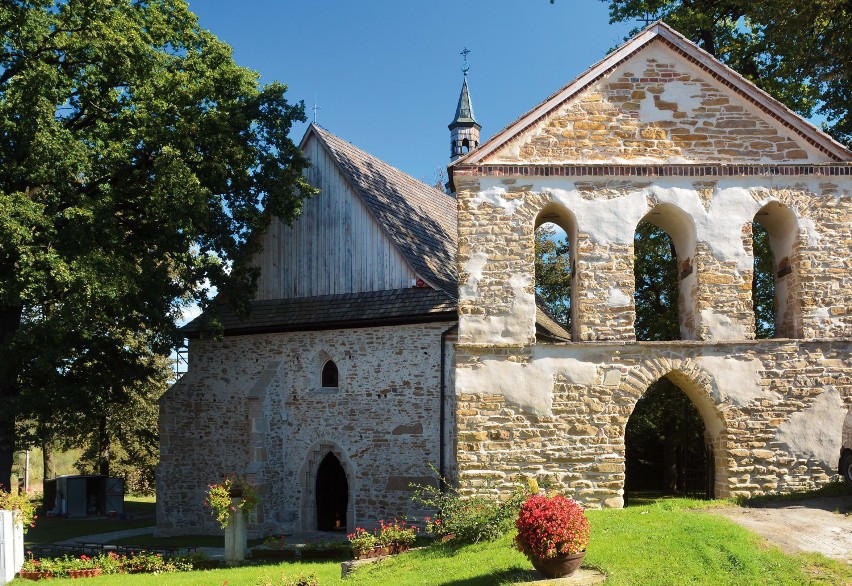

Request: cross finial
left=460, top=47, right=471, bottom=75
left=311, top=97, right=321, bottom=124
left=638, top=11, right=656, bottom=26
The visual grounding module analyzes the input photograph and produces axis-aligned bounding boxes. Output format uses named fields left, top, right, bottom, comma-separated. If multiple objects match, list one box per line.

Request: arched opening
left=321, top=360, right=338, bottom=388
left=461, top=138, right=470, bottom=153
left=534, top=204, right=577, bottom=338
left=634, top=204, right=697, bottom=341
left=625, top=376, right=713, bottom=504
left=315, top=453, right=348, bottom=531
left=752, top=202, right=799, bottom=338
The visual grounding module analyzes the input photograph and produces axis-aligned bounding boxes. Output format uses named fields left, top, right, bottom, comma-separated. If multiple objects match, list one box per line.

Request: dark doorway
left=316, top=453, right=348, bottom=531
left=625, top=377, right=712, bottom=504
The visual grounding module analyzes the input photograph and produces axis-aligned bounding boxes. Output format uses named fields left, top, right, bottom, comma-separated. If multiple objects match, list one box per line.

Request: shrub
left=411, top=479, right=526, bottom=543
left=514, top=493, right=590, bottom=560
left=0, top=488, right=37, bottom=532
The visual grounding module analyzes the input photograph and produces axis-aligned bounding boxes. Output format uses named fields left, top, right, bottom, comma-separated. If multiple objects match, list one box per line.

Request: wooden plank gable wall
left=253, top=135, right=417, bottom=300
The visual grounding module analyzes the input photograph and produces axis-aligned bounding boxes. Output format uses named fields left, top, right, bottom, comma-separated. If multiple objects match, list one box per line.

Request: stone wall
left=489, top=44, right=826, bottom=164
left=454, top=339, right=852, bottom=507
left=157, top=321, right=455, bottom=537
left=456, top=174, right=851, bottom=346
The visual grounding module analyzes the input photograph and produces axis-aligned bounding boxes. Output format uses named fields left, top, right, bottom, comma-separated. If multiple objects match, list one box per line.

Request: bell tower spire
left=449, top=47, right=481, bottom=161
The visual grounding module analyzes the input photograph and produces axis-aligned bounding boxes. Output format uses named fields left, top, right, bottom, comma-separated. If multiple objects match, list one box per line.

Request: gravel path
left=708, top=495, right=852, bottom=562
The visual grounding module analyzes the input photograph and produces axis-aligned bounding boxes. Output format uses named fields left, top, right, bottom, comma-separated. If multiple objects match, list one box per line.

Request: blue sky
left=190, top=1, right=637, bottom=184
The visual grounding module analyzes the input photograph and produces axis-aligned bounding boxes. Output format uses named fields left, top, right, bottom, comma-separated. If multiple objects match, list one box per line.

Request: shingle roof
left=183, top=288, right=456, bottom=337
left=308, top=125, right=458, bottom=297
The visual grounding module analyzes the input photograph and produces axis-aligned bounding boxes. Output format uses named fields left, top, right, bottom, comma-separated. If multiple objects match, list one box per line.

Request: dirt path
left=708, top=495, right=852, bottom=562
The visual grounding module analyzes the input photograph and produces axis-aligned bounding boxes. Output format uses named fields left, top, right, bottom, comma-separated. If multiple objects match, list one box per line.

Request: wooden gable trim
left=451, top=22, right=851, bottom=172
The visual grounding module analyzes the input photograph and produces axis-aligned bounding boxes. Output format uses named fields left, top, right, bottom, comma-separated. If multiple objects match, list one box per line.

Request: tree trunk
left=0, top=304, right=23, bottom=491
left=98, top=415, right=110, bottom=477
left=42, top=436, right=55, bottom=482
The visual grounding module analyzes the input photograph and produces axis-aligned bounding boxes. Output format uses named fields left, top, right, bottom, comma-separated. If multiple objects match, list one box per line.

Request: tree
left=604, top=0, right=852, bottom=146
left=0, top=0, right=317, bottom=489
left=752, top=222, right=775, bottom=338
left=633, top=222, right=680, bottom=341
left=534, top=223, right=572, bottom=329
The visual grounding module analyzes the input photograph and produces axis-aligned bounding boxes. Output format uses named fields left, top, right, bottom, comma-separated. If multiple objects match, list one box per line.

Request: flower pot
left=18, top=571, right=54, bottom=580
left=529, top=550, right=586, bottom=578
left=68, top=568, right=102, bottom=578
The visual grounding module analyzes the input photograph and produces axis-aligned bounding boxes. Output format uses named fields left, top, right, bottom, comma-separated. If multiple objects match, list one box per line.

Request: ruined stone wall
left=454, top=340, right=851, bottom=507
left=157, top=321, right=455, bottom=537
left=456, top=174, right=851, bottom=346
left=453, top=168, right=850, bottom=505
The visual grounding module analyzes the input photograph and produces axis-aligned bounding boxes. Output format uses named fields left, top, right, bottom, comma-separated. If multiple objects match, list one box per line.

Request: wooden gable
left=253, top=131, right=417, bottom=300
left=458, top=23, right=850, bottom=167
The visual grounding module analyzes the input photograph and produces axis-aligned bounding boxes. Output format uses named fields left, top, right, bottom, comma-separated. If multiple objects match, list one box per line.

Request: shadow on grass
left=439, top=568, right=541, bottom=585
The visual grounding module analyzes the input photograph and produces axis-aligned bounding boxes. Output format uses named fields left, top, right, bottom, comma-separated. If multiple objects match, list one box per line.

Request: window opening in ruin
left=535, top=222, right=572, bottom=332
left=321, top=360, right=339, bottom=388
left=315, top=452, right=349, bottom=531
left=751, top=221, right=776, bottom=338
left=752, top=202, right=798, bottom=338
left=634, top=222, right=680, bottom=341
left=624, top=376, right=712, bottom=505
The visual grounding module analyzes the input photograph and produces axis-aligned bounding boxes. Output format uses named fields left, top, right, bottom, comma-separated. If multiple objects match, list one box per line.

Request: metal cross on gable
left=311, top=98, right=321, bottom=124
left=638, top=11, right=656, bottom=26
left=460, top=46, right=471, bottom=75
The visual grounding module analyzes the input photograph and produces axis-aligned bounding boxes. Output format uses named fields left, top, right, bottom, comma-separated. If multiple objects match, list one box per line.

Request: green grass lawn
left=12, top=497, right=851, bottom=585
left=24, top=495, right=156, bottom=545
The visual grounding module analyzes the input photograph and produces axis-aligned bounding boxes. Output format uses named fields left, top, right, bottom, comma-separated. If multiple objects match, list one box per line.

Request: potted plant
left=205, top=475, right=259, bottom=529
left=347, top=527, right=379, bottom=559
left=514, top=493, right=590, bottom=578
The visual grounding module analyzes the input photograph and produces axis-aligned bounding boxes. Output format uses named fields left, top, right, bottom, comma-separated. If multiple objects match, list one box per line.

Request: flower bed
left=18, top=550, right=203, bottom=580
left=348, top=519, right=418, bottom=560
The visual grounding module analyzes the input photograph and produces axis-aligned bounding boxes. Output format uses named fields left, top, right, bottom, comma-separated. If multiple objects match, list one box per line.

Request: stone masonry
left=450, top=26, right=852, bottom=507
left=157, top=322, right=455, bottom=537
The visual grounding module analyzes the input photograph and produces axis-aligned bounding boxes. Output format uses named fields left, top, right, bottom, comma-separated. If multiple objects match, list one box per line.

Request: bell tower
left=449, top=48, right=481, bottom=161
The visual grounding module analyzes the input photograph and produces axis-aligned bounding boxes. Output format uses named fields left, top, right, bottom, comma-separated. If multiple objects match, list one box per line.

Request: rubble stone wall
left=156, top=321, right=455, bottom=537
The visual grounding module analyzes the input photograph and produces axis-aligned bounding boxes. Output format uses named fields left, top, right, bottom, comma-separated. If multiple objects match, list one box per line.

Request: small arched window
left=321, top=360, right=339, bottom=388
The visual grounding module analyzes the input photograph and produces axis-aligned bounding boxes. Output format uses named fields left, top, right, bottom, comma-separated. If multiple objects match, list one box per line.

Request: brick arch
left=298, top=440, right=356, bottom=532
left=620, top=357, right=732, bottom=499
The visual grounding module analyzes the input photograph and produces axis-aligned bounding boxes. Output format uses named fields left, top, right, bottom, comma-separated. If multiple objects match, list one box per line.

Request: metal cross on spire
left=311, top=97, right=321, bottom=124
left=460, top=47, right=471, bottom=76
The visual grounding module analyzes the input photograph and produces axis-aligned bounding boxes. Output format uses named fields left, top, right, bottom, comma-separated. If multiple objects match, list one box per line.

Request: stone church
left=156, top=22, right=851, bottom=536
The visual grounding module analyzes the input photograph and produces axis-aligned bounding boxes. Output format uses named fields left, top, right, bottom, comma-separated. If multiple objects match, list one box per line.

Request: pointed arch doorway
left=316, top=453, right=349, bottom=531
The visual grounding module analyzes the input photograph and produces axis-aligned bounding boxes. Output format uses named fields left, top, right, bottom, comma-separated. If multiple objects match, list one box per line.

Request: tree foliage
left=604, top=0, right=852, bottom=146
left=752, top=222, right=775, bottom=339
left=534, top=223, right=572, bottom=329
left=0, top=0, right=317, bottom=488
left=633, top=222, right=680, bottom=341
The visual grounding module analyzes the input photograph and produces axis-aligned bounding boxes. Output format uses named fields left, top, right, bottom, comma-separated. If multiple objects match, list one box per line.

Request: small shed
left=43, top=475, right=124, bottom=518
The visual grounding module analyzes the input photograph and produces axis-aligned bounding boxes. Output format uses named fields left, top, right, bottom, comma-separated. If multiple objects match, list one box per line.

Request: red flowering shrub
left=514, top=493, right=590, bottom=559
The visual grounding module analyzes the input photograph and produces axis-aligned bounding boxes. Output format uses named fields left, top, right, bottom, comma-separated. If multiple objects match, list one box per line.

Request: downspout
left=439, top=323, right=459, bottom=491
